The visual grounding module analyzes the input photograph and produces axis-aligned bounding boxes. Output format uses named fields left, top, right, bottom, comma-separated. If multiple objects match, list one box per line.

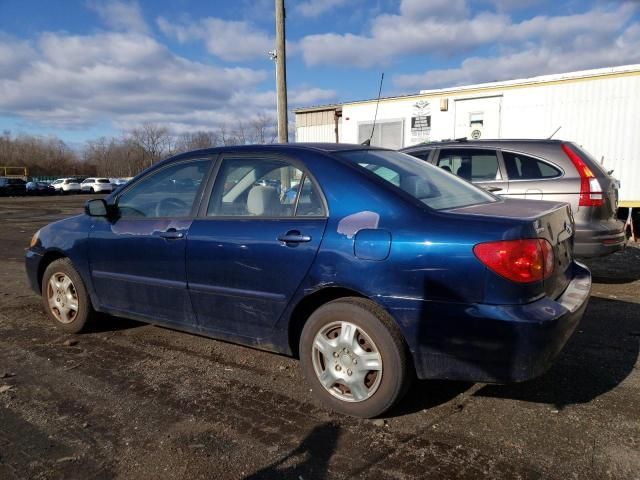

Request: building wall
left=302, top=70, right=640, bottom=203
left=295, top=110, right=340, bottom=143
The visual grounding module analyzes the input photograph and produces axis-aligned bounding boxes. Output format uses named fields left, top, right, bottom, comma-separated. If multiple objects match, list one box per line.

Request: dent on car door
left=436, top=148, right=507, bottom=194
left=186, top=155, right=327, bottom=340
left=88, top=158, right=212, bottom=324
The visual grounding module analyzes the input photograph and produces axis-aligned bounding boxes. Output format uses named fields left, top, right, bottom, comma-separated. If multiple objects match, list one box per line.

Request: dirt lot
left=0, top=195, right=638, bottom=479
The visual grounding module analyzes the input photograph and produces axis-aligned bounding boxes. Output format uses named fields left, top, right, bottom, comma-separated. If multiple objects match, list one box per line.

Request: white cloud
left=157, top=16, right=274, bottom=62
left=394, top=21, right=640, bottom=89
left=0, top=31, right=270, bottom=130
left=0, top=29, right=336, bottom=134
left=298, top=0, right=639, bottom=75
left=87, top=0, right=149, bottom=33
left=300, top=10, right=510, bottom=67
left=295, top=0, right=349, bottom=18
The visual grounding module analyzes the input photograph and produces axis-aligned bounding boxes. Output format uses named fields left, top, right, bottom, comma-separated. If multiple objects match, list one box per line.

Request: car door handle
left=278, top=232, right=312, bottom=244
left=158, top=228, right=184, bottom=239
left=484, top=186, right=502, bottom=192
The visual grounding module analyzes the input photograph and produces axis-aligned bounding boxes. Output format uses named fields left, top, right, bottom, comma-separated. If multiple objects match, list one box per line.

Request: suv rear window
left=502, top=152, right=561, bottom=180
left=335, top=149, right=497, bottom=211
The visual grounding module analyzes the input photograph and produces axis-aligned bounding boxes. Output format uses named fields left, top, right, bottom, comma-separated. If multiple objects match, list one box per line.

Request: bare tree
left=129, top=123, right=172, bottom=167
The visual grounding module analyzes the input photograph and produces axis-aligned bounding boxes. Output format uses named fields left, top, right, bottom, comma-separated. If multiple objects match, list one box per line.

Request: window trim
left=198, top=152, right=329, bottom=220
left=112, top=157, right=216, bottom=220
left=499, top=149, right=565, bottom=182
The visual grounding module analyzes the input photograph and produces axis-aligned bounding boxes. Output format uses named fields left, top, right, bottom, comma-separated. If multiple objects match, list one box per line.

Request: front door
left=187, top=154, right=327, bottom=338
left=88, top=158, right=211, bottom=325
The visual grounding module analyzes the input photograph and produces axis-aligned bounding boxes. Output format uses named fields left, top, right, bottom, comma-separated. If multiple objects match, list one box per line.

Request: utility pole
left=275, top=0, right=288, bottom=143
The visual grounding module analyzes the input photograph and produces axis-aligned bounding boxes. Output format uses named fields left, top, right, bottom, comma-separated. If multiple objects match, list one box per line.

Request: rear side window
left=502, top=152, right=561, bottom=180
left=207, top=157, right=325, bottom=218
left=437, top=149, right=501, bottom=181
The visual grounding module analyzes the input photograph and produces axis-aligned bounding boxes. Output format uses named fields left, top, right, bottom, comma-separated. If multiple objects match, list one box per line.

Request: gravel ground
left=0, top=195, right=638, bottom=479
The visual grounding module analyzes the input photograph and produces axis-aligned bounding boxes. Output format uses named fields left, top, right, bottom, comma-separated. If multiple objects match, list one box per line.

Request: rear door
left=501, top=150, right=564, bottom=201
left=186, top=154, right=327, bottom=338
left=436, top=148, right=508, bottom=194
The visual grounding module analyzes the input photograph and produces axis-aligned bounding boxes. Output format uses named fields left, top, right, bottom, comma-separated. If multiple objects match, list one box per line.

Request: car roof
left=152, top=143, right=388, bottom=170
left=402, top=139, right=565, bottom=150
left=181, top=142, right=384, bottom=156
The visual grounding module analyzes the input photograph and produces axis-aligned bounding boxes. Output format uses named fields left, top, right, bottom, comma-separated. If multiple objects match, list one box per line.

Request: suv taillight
left=562, top=143, right=603, bottom=207
left=473, top=239, right=554, bottom=283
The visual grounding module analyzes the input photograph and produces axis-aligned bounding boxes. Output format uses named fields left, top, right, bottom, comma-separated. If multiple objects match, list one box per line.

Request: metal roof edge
left=417, top=64, right=640, bottom=95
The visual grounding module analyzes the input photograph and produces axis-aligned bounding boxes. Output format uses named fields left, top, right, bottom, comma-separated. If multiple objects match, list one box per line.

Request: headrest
left=247, top=185, right=280, bottom=216
left=400, top=175, right=435, bottom=199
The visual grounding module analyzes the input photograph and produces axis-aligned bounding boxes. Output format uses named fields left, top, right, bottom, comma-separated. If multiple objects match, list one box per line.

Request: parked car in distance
left=81, top=177, right=113, bottom=193
left=26, top=181, right=56, bottom=195
left=26, top=144, right=591, bottom=418
left=51, top=178, right=81, bottom=194
left=109, top=178, right=130, bottom=188
left=0, top=177, right=27, bottom=196
left=402, top=139, right=625, bottom=258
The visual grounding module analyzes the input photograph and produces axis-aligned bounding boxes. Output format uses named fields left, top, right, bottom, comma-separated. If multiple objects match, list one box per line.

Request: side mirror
left=85, top=199, right=108, bottom=217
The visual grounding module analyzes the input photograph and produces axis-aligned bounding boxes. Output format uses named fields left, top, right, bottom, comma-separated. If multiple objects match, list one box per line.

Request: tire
left=41, top=258, right=95, bottom=333
left=90, top=187, right=95, bottom=193
left=299, top=297, right=411, bottom=418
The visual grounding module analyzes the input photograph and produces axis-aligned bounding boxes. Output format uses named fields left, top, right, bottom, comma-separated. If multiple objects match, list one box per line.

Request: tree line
left=0, top=115, right=278, bottom=178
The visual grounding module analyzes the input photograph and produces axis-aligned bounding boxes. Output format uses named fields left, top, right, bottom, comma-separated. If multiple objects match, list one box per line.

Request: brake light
left=562, top=143, right=603, bottom=207
left=473, top=239, right=554, bottom=283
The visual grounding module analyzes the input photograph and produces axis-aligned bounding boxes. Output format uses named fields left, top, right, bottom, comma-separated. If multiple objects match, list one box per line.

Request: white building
left=295, top=65, right=640, bottom=206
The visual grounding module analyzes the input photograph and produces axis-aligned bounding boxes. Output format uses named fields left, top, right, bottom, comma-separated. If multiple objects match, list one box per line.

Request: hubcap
left=47, top=272, right=79, bottom=324
left=311, top=321, right=383, bottom=403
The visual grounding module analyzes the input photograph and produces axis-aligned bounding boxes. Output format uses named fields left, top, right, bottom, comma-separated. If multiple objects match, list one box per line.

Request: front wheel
left=299, top=297, right=411, bottom=418
left=42, top=258, right=95, bottom=333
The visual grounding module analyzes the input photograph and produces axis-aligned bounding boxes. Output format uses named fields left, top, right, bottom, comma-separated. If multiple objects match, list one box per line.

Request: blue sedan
left=25, top=144, right=591, bottom=417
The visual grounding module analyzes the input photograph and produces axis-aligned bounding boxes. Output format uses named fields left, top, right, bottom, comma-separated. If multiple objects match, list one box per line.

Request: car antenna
left=548, top=125, right=562, bottom=139
left=362, top=72, right=384, bottom=146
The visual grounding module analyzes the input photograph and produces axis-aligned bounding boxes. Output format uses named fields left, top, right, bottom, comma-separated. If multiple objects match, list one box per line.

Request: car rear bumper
left=574, top=219, right=626, bottom=258
left=406, top=262, right=591, bottom=383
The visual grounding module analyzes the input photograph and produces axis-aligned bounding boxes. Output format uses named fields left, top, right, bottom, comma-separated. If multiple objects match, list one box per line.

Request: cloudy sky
left=0, top=0, right=638, bottom=142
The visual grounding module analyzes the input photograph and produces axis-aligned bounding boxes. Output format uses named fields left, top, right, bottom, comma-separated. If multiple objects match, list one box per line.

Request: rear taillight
left=562, top=143, right=603, bottom=207
left=473, top=239, right=554, bottom=283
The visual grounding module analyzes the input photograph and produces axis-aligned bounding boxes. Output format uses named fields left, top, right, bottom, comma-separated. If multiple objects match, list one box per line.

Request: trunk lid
left=446, top=198, right=574, bottom=299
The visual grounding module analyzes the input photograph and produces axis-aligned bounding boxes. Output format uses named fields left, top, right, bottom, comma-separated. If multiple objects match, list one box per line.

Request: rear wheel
left=42, top=258, right=94, bottom=333
left=299, top=297, right=411, bottom=418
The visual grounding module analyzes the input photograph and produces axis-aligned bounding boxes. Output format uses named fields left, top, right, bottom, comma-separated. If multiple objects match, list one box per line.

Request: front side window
left=336, top=149, right=497, bottom=211
left=502, top=152, right=561, bottom=180
left=437, top=148, right=501, bottom=182
left=207, top=157, right=324, bottom=217
left=117, top=159, right=210, bottom=218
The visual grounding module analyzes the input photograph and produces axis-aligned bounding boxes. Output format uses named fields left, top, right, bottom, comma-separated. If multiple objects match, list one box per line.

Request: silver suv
left=402, top=139, right=625, bottom=258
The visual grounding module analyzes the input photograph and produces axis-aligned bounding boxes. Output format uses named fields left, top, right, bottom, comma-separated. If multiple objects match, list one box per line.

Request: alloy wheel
left=311, top=321, right=383, bottom=402
left=47, top=272, right=79, bottom=324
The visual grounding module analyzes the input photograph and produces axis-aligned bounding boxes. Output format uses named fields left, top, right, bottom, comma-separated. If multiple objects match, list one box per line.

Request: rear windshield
left=335, top=149, right=497, bottom=210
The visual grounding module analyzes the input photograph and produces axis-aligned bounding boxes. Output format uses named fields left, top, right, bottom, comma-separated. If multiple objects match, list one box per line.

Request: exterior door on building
left=454, top=96, right=503, bottom=140
left=358, top=120, right=404, bottom=149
